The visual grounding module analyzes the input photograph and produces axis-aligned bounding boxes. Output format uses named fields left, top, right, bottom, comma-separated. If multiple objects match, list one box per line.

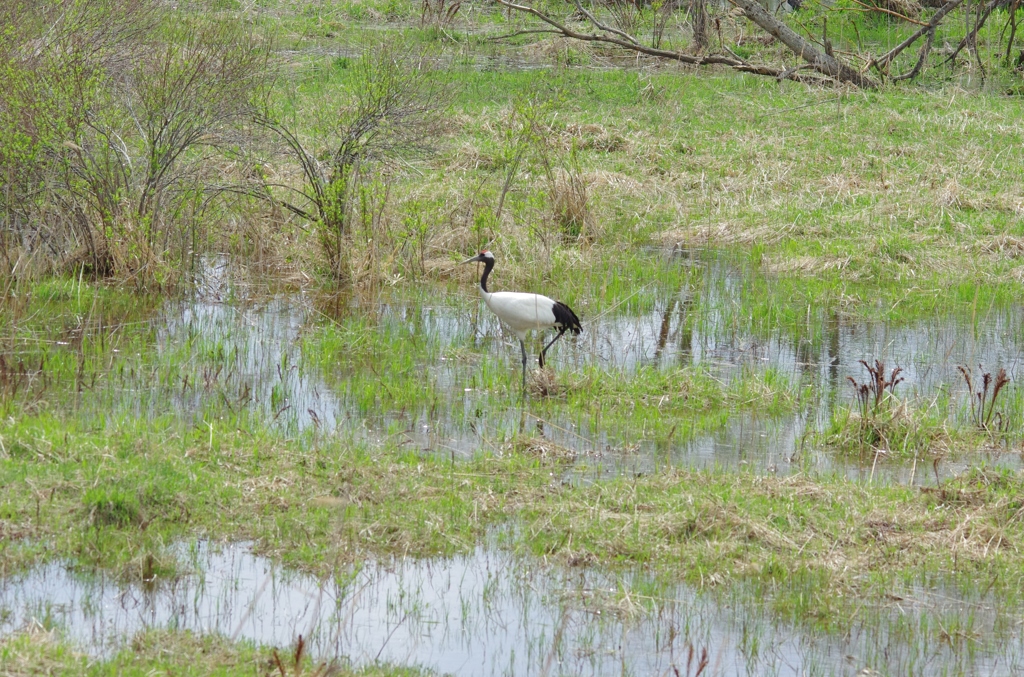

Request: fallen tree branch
left=493, top=0, right=739, bottom=67
left=871, top=0, right=966, bottom=72
left=494, top=0, right=856, bottom=86
left=728, top=0, right=879, bottom=87
left=487, top=29, right=560, bottom=40
left=776, top=62, right=817, bottom=82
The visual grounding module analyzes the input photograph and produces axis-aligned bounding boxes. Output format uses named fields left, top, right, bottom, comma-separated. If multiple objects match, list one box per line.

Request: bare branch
left=216, top=185, right=317, bottom=222
left=893, top=25, right=936, bottom=80
left=871, top=0, right=966, bottom=71
left=1002, top=0, right=1021, bottom=61
left=776, top=62, right=817, bottom=82
left=493, top=0, right=830, bottom=84
left=568, top=0, right=639, bottom=46
left=488, top=29, right=562, bottom=40
left=943, top=0, right=1002, bottom=66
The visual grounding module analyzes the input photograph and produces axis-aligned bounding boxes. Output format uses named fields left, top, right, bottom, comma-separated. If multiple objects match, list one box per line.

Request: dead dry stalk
left=271, top=635, right=339, bottom=677
left=957, top=364, right=1010, bottom=431
left=421, top=0, right=461, bottom=32
left=848, top=359, right=905, bottom=419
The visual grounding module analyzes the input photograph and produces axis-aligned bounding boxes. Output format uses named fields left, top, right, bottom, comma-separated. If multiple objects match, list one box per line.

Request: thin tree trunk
left=692, top=0, right=708, bottom=52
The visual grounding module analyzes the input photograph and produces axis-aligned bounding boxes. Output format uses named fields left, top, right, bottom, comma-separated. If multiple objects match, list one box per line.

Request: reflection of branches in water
left=825, top=312, right=841, bottom=412
left=375, top=612, right=409, bottom=662
left=654, top=296, right=677, bottom=361
left=677, top=293, right=695, bottom=357
left=539, top=609, right=569, bottom=677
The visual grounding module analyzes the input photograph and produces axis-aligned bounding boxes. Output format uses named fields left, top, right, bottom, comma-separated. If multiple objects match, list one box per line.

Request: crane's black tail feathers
left=552, top=301, right=582, bottom=335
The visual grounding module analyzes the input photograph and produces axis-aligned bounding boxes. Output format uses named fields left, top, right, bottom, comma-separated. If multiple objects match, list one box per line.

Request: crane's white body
left=478, top=288, right=559, bottom=340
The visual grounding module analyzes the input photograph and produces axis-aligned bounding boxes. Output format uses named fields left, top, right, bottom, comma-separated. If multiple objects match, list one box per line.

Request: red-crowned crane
left=462, top=250, right=582, bottom=390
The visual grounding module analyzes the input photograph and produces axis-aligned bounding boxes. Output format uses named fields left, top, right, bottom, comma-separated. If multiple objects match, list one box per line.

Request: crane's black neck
left=478, top=257, right=495, bottom=294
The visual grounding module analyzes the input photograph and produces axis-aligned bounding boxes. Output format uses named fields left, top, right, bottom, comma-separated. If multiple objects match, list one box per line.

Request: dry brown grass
left=658, top=221, right=795, bottom=247
left=762, top=254, right=852, bottom=275
left=549, top=167, right=594, bottom=241
left=584, top=169, right=644, bottom=196
left=519, top=36, right=593, bottom=64
left=560, top=123, right=627, bottom=153
left=509, top=435, right=577, bottom=462
left=446, top=142, right=496, bottom=172
left=978, top=234, right=1024, bottom=258
left=515, top=466, right=1024, bottom=602
left=526, top=366, right=564, bottom=398
left=0, top=625, right=77, bottom=677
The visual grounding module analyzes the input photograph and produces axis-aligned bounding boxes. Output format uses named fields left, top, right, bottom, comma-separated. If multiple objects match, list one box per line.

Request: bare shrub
left=0, top=0, right=271, bottom=286
left=0, top=0, right=156, bottom=276
left=651, top=0, right=674, bottom=49
left=257, top=40, right=449, bottom=283
left=421, top=0, right=461, bottom=32
left=605, top=0, right=643, bottom=36
left=67, top=15, right=270, bottom=284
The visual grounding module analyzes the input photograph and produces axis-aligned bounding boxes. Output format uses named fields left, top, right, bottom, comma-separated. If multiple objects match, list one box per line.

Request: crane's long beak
left=461, top=254, right=484, bottom=265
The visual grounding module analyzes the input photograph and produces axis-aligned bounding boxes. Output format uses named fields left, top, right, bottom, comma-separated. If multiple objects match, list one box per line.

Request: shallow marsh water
left=5, top=252, right=1024, bottom=673
left=2, top=540, right=1022, bottom=676
left=48, top=253, right=1022, bottom=483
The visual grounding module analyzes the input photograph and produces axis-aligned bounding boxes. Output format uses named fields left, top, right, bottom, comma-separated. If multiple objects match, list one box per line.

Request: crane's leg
left=539, top=328, right=567, bottom=368
left=519, top=339, right=528, bottom=391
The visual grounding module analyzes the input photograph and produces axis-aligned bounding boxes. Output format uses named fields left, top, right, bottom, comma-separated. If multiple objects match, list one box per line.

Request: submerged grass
left=2, top=407, right=1024, bottom=634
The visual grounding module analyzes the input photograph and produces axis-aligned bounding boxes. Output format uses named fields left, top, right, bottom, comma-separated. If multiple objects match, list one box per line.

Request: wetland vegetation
left=2, top=0, right=1024, bottom=674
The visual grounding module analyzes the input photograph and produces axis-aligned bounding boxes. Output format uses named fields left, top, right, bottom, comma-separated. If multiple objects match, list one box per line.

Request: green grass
left=0, top=628, right=430, bottom=676
left=452, top=70, right=1024, bottom=313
